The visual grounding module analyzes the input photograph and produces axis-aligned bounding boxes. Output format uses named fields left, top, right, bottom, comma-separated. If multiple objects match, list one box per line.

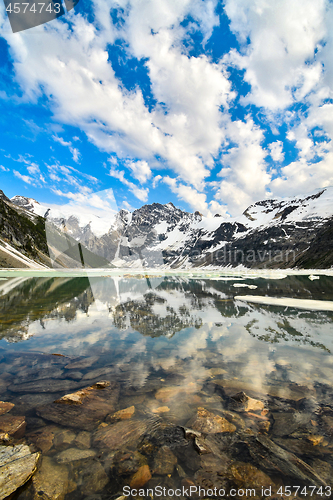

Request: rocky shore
left=0, top=350, right=332, bottom=500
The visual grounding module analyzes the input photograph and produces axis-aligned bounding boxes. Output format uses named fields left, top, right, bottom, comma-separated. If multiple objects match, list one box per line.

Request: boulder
left=153, top=446, right=177, bottom=474
left=0, top=444, right=40, bottom=500
left=36, top=381, right=119, bottom=431
left=0, top=415, right=26, bottom=439
left=94, top=419, right=148, bottom=451
left=186, top=408, right=236, bottom=434
left=32, top=456, right=74, bottom=500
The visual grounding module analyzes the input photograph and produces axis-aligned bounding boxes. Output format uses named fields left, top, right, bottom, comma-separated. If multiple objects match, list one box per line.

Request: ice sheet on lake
left=235, top=295, right=333, bottom=311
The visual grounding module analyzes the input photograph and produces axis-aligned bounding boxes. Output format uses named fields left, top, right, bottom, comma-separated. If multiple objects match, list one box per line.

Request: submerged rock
left=271, top=411, right=308, bottom=436
left=249, top=434, right=327, bottom=487
left=74, top=431, right=91, bottom=449
left=53, top=429, right=76, bottom=450
left=28, top=426, right=56, bottom=454
left=113, top=450, right=147, bottom=476
left=0, top=401, right=14, bottom=415
left=94, top=419, right=148, bottom=451
left=13, top=368, right=64, bottom=385
left=8, top=378, right=84, bottom=394
left=107, top=405, right=135, bottom=423
left=65, top=356, right=99, bottom=370
left=79, top=461, right=109, bottom=495
left=82, top=367, right=115, bottom=381
left=36, top=381, right=119, bottom=431
left=129, top=465, right=152, bottom=488
left=0, top=415, right=26, bottom=439
left=186, top=408, right=236, bottom=434
left=230, top=461, right=272, bottom=487
left=153, top=446, right=177, bottom=474
left=32, top=456, right=73, bottom=500
left=56, top=447, right=96, bottom=464
left=229, top=392, right=265, bottom=412
left=0, top=444, right=40, bottom=500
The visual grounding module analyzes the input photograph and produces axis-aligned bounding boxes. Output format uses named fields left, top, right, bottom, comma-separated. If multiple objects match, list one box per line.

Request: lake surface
left=0, top=273, right=333, bottom=499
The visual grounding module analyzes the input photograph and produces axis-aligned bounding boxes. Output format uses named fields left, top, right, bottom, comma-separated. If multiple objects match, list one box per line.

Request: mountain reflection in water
left=0, top=274, right=333, bottom=499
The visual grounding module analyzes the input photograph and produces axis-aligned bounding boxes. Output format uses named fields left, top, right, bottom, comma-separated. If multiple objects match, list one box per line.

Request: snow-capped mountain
left=5, top=186, right=333, bottom=269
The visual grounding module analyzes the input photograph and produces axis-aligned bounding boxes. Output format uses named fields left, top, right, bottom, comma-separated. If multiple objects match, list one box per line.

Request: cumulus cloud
left=164, top=176, right=227, bottom=217
left=2, top=0, right=333, bottom=213
left=2, top=0, right=233, bottom=191
left=224, top=0, right=327, bottom=110
left=214, top=118, right=271, bottom=214
left=127, top=160, right=152, bottom=184
left=269, top=141, right=284, bottom=162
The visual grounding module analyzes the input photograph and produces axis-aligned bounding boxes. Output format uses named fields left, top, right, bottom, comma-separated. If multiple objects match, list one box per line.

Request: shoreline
left=0, top=267, right=333, bottom=279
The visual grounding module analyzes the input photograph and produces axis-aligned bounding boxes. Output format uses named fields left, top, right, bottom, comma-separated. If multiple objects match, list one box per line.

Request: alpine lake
left=0, top=269, right=333, bottom=500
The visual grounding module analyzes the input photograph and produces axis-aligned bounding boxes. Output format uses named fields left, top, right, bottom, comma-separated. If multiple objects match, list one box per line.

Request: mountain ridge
left=1, top=186, right=333, bottom=269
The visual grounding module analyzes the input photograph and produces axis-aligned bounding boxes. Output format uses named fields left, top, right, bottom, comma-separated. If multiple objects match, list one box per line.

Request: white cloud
left=52, top=135, right=71, bottom=147
left=0, top=165, right=9, bottom=172
left=152, top=174, right=162, bottom=188
left=27, top=163, right=40, bottom=175
left=268, top=141, right=284, bottom=162
left=52, top=135, right=81, bottom=163
left=109, top=167, right=149, bottom=202
left=214, top=118, right=271, bottom=214
left=3, top=0, right=233, bottom=192
left=164, top=176, right=226, bottom=217
left=127, top=160, right=152, bottom=184
left=70, top=147, right=81, bottom=163
left=14, top=170, right=34, bottom=184
left=224, top=0, right=327, bottom=110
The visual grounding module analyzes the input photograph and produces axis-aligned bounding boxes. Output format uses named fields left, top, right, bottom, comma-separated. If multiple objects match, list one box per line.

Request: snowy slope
left=9, top=186, right=333, bottom=269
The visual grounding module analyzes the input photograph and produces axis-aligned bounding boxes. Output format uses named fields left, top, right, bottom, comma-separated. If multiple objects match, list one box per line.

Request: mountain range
left=1, top=186, right=333, bottom=269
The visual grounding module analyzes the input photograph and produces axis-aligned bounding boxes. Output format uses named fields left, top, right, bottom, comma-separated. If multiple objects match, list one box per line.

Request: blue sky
left=0, top=0, right=333, bottom=217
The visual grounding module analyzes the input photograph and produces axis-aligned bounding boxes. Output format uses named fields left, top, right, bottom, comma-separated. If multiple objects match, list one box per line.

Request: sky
left=0, top=0, right=333, bottom=218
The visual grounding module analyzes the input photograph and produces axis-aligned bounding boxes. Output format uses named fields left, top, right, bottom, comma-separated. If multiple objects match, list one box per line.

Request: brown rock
left=0, top=402, right=14, bottom=415
left=0, top=434, right=10, bottom=444
left=152, top=406, right=170, bottom=414
left=74, top=431, right=91, bottom=449
left=94, top=419, right=148, bottom=451
left=130, top=465, right=152, bottom=488
left=32, top=456, right=72, bottom=500
left=0, top=444, right=40, bottom=500
left=36, top=381, right=119, bottom=431
left=153, top=446, right=177, bottom=474
left=107, top=405, right=135, bottom=423
left=56, top=448, right=96, bottom=464
left=228, top=462, right=273, bottom=489
left=186, top=408, right=236, bottom=434
left=53, top=429, right=76, bottom=450
left=113, top=451, right=147, bottom=476
left=229, top=392, right=265, bottom=412
left=34, top=427, right=55, bottom=453
left=0, top=415, right=26, bottom=439
left=80, top=461, right=109, bottom=495
left=307, top=435, right=324, bottom=446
